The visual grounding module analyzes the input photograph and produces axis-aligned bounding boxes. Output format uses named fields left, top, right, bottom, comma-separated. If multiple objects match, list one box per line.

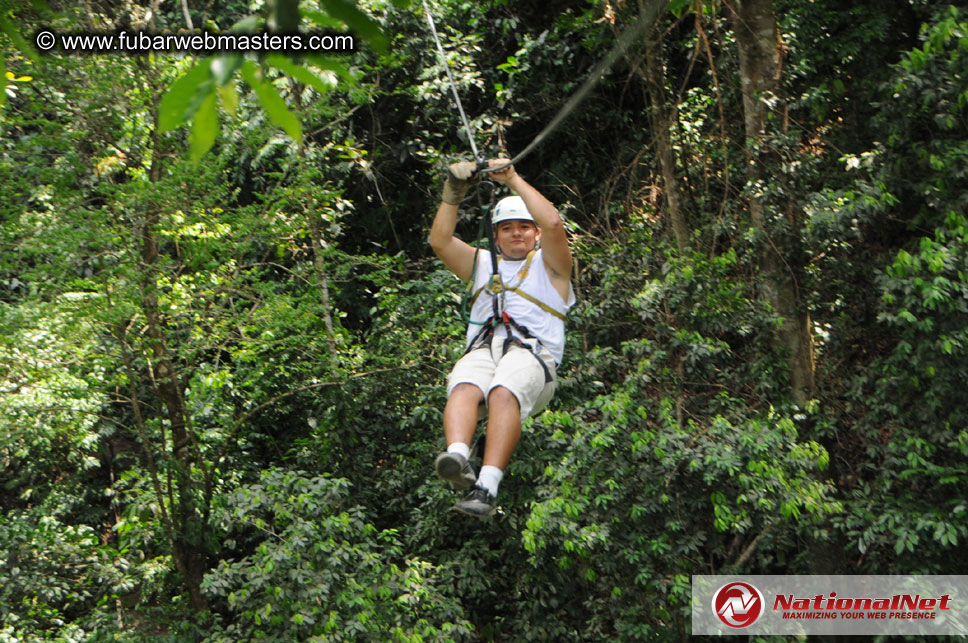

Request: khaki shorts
left=446, top=339, right=558, bottom=421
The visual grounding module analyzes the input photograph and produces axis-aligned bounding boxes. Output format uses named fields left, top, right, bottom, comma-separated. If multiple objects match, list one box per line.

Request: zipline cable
left=424, top=1, right=665, bottom=325
left=422, top=0, right=500, bottom=324
left=421, top=0, right=667, bottom=172
left=422, top=0, right=481, bottom=161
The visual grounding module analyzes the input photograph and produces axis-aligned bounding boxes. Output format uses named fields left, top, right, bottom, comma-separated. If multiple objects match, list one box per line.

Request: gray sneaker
left=434, top=452, right=477, bottom=489
left=453, top=485, right=497, bottom=517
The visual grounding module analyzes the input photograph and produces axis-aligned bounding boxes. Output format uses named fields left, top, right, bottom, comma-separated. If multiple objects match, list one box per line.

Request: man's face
left=495, top=219, right=540, bottom=260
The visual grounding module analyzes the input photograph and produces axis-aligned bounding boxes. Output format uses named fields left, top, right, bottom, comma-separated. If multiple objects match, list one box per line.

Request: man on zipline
left=429, top=158, right=575, bottom=517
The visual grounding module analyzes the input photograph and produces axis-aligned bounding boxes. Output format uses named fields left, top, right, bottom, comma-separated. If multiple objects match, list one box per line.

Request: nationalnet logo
left=693, top=575, right=968, bottom=636
left=712, top=581, right=764, bottom=628
left=773, top=590, right=952, bottom=621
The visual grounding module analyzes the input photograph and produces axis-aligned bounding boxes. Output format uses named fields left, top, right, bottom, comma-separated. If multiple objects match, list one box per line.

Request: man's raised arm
left=429, top=161, right=479, bottom=281
left=487, top=160, right=572, bottom=282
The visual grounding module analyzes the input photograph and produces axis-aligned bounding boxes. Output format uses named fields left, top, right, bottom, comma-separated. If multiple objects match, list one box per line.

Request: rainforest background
left=1, top=0, right=967, bottom=639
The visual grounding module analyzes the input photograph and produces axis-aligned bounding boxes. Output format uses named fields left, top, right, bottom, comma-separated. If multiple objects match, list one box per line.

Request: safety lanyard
left=426, top=0, right=639, bottom=325
left=421, top=0, right=661, bottom=174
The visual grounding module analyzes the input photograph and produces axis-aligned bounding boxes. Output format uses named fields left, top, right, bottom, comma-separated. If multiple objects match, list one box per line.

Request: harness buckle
left=491, top=287, right=506, bottom=317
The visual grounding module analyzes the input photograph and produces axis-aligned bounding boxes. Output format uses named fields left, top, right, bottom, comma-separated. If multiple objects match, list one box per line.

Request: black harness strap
left=464, top=311, right=554, bottom=384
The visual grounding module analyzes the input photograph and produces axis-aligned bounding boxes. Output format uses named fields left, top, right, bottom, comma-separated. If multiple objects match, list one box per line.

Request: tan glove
left=441, top=161, right=479, bottom=205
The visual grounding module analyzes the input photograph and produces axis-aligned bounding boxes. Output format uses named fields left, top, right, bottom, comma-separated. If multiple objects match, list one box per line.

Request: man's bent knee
left=449, top=382, right=485, bottom=403
left=487, top=385, right=520, bottom=410
left=446, top=383, right=485, bottom=420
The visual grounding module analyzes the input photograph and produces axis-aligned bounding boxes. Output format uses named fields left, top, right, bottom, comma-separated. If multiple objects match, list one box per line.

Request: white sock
left=477, top=465, right=504, bottom=497
left=447, top=442, right=470, bottom=460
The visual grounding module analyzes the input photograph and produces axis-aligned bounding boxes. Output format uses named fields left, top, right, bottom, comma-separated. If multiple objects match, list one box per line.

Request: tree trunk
left=308, top=209, right=340, bottom=370
left=727, top=0, right=815, bottom=405
left=130, top=60, right=210, bottom=612
left=137, top=206, right=210, bottom=613
left=643, top=22, right=689, bottom=253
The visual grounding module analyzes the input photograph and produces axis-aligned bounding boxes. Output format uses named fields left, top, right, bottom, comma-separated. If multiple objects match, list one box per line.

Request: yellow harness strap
left=468, top=251, right=567, bottom=321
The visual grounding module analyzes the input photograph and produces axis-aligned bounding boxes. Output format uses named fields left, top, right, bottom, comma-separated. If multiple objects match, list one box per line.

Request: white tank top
left=465, top=248, right=575, bottom=363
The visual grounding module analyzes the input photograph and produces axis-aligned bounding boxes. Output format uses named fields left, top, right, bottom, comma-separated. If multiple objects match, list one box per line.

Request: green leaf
left=266, top=55, right=336, bottom=95
left=0, top=55, right=6, bottom=111
left=190, top=91, right=218, bottom=164
left=230, top=14, right=262, bottom=33
left=302, top=8, right=343, bottom=30
left=268, top=0, right=300, bottom=33
left=210, top=54, right=243, bottom=87
left=0, top=14, right=37, bottom=60
left=241, top=61, right=302, bottom=143
left=303, top=54, right=355, bottom=84
left=158, top=62, right=214, bottom=132
left=317, top=0, right=386, bottom=54
left=218, top=81, right=239, bottom=116
left=894, top=535, right=906, bottom=555
left=667, top=0, right=693, bottom=19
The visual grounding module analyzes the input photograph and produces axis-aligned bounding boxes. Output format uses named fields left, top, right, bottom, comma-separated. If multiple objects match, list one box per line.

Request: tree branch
left=204, top=362, right=420, bottom=498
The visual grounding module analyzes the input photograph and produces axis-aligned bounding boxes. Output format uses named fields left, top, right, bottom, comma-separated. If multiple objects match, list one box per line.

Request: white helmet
left=492, top=196, right=534, bottom=225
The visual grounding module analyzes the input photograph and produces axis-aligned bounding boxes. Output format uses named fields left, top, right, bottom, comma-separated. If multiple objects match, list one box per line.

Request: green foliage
left=158, top=0, right=372, bottom=160
left=1, top=0, right=966, bottom=639
left=839, top=210, right=968, bottom=568
left=807, top=5, right=968, bottom=572
left=0, top=513, right=120, bottom=641
left=0, top=0, right=41, bottom=112
left=519, top=397, right=837, bottom=637
left=881, top=5, right=968, bottom=231
left=0, top=297, right=109, bottom=512
left=201, top=469, right=472, bottom=641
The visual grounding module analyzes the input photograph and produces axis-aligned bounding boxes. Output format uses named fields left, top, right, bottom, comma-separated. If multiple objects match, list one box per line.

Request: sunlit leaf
left=268, top=0, right=300, bottom=33
left=318, top=0, right=386, bottom=54
left=302, top=8, right=343, bottom=30
left=241, top=61, right=302, bottom=143
left=230, top=14, right=262, bottom=33
left=158, top=62, right=214, bottom=132
left=667, top=0, right=693, bottom=18
left=303, top=54, right=355, bottom=84
left=218, top=80, right=238, bottom=116
left=209, top=54, right=242, bottom=87
left=266, top=55, right=336, bottom=96
left=0, top=14, right=37, bottom=60
left=190, top=91, right=218, bottom=164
